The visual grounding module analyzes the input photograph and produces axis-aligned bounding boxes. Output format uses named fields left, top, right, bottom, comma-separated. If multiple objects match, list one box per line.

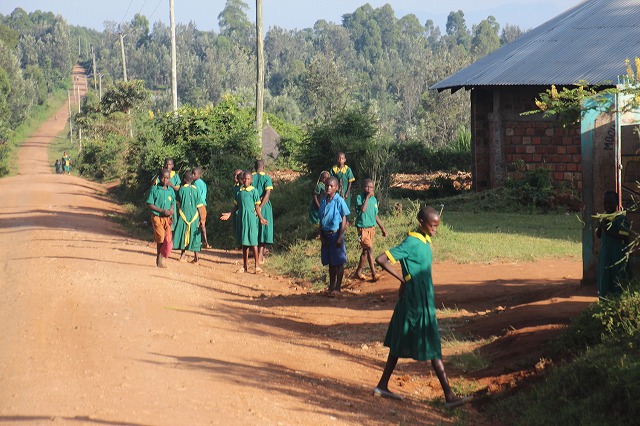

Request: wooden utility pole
left=99, top=74, right=102, bottom=100
left=119, top=33, right=128, bottom=82
left=92, top=45, right=97, bottom=90
left=255, top=0, right=264, bottom=152
left=170, top=0, right=178, bottom=112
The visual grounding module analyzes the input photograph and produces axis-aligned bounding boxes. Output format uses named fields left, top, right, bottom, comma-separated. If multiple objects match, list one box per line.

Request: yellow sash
left=179, top=209, right=199, bottom=246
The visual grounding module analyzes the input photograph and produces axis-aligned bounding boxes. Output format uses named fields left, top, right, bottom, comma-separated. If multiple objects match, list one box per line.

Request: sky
left=1, top=0, right=581, bottom=33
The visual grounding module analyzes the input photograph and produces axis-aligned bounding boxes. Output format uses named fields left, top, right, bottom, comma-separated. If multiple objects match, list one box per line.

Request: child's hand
left=220, top=212, right=231, bottom=221
left=336, top=235, right=343, bottom=246
left=381, top=229, right=387, bottom=237
left=260, top=218, right=269, bottom=225
left=166, top=208, right=174, bottom=216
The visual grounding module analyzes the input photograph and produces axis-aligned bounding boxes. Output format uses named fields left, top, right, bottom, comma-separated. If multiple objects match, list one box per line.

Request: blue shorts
left=321, top=231, right=346, bottom=266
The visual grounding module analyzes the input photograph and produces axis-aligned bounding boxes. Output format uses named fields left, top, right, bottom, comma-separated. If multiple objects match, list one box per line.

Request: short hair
left=418, top=206, right=439, bottom=223
left=243, top=170, right=253, bottom=179
left=255, top=159, right=264, bottom=169
left=160, top=168, right=170, bottom=177
left=336, top=151, right=346, bottom=158
left=183, top=171, right=194, bottom=182
left=604, top=190, right=618, bottom=201
left=164, top=157, right=174, bottom=165
left=363, top=178, right=374, bottom=186
left=326, top=176, right=339, bottom=186
left=193, top=167, right=202, bottom=175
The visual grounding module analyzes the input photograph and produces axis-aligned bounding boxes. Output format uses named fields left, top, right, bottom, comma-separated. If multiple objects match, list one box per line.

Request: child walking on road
left=192, top=167, right=211, bottom=249
left=252, top=160, right=274, bottom=264
left=221, top=171, right=268, bottom=274
left=146, top=169, right=176, bottom=268
left=373, top=206, right=471, bottom=408
left=353, top=179, right=387, bottom=281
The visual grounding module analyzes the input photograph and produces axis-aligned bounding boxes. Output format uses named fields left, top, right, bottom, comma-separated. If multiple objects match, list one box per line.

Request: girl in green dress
left=252, top=160, right=274, bottom=264
left=309, top=171, right=330, bottom=224
left=373, top=206, right=471, bottom=408
left=173, top=171, right=203, bottom=263
left=330, top=152, right=355, bottom=217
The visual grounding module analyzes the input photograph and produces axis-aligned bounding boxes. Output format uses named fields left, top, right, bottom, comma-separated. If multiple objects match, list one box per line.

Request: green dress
left=383, top=231, right=442, bottom=361
left=236, top=185, right=260, bottom=247
left=173, top=184, right=203, bottom=251
left=232, top=184, right=242, bottom=246
left=330, top=165, right=355, bottom=214
left=308, top=181, right=326, bottom=224
left=598, top=213, right=631, bottom=298
left=355, top=193, right=378, bottom=228
left=252, top=172, right=274, bottom=244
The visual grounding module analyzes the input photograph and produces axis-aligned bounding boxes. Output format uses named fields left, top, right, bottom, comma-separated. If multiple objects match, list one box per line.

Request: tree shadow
left=0, top=415, right=150, bottom=425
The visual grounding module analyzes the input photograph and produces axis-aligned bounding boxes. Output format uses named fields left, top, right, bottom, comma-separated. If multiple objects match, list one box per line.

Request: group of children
left=54, top=152, right=72, bottom=174
left=145, top=153, right=474, bottom=408
left=310, top=152, right=387, bottom=297
left=146, top=158, right=211, bottom=268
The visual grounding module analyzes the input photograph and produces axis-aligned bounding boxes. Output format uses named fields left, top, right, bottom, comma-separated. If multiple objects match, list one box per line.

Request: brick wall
left=472, top=86, right=582, bottom=190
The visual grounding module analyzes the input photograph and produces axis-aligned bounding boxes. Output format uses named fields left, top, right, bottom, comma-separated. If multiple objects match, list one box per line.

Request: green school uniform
left=252, top=172, right=274, bottom=244
left=598, top=213, right=631, bottom=298
left=355, top=193, right=378, bottom=228
left=146, top=185, right=176, bottom=216
left=232, top=183, right=242, bottom=246
left=330, top=165, right=355, bottom=213
left=235, top=185, right=261, bottom=247
left=62, top=154, right=71, bottom=172
left=173, top=184, right=203, bottom=251
left=193, top=178, right=207, bottom=206
left=154, top=171, right=181, bottom=230
left=383, top=230, right=442, bottom=361
left=308, top=181, right=326, bottom=224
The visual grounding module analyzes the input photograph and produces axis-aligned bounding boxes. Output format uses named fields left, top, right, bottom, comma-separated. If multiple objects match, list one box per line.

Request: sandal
left=255, top=267, right=264, bottom=274
left=235, top=267, right=246, bottom=273
left=444, top=395, right=473, bottom=409
left=373, top=387, right=402, bottom=400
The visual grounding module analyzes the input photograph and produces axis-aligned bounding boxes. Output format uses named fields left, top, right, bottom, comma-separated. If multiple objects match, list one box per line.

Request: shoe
left=444, top=395, right=473, bottom=409
left=372, top=387, right=402, bottom=400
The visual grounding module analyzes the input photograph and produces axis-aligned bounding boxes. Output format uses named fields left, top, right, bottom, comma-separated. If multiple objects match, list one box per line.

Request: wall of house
left=471, top=86, right=581, bottom=191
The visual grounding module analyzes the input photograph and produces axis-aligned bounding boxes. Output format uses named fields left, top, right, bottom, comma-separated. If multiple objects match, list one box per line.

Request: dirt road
left=0, top=69, right=595, bottom=425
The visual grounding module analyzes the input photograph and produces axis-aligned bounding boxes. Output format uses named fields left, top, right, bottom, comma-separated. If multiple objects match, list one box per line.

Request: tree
left=302, top=52, right=349, bottom=122
left=445, top=10, right=471, bottom=49
left=501, top=24, right=524, bottom=46
left=471, top=16, right=500, bottom=57
left=218, top=0, right=253, bottom=48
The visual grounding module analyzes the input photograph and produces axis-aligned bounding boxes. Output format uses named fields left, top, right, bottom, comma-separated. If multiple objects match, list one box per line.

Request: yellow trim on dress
left=265, top=186, right=274, bottom=190
left=408, top=231, right=431, bottom=244
left=240, top=185, right=255, bottom=191
left=385, top=250, right=396, bottom=263
left=179, top=209, right=200, bottom=246
left=348, top=178, right=355, bottom=182
left=404, top=274, right=412, bottom=282
left=332, top=165, right=349, bottom=174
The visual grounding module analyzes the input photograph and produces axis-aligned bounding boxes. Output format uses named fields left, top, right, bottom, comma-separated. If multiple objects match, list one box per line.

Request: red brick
left=564, top=172, right=573, bottom=181
left=526, top=145, right=536, bottom=154
left=516, top=146, right=526, bottom=153
left=506, top=128, right=514, bottom=136
left=554, top=172, right=564, bottom=180
left=526, top=128, right=535, bottom=136
left=523, top=136, right=531, bottom=145
left=563, top=154, right=573, bottom=162
left=563, top=137, right=574, bottom=145
left=577, top=164, right=582, bottom=172
left=532, top=137, right=541, bottom=145
left=573, top=155, right=581, bottom=163
left=505, top=146, right=516, bottom=154
left=525, top=154, right=534, bottom=162
left=567, top=145, right=579, bottom=154
left=533, top=154, right=543, bottom=162
left=567, top=163, right=577, bottom=172
left=545, top=128, right=554, bottom=136
left=557, top=163, right=567, bottom=172
left=557, top=146, right=567, bottom=154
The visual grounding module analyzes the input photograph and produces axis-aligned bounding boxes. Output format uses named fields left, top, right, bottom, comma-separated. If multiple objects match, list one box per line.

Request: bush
left=505, top=163, right=554, bottom=209
left=79, top=134, right=127, bottom=180
left=392, top=141, right=472, bottom=173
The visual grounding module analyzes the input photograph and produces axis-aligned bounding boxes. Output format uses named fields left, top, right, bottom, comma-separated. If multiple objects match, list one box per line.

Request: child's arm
left=220, top=205, right=238, bottom=221
left=376, top=215, right=387, bottom=237
left=336, top=215, right=347, bottom=246
left=255, top=204, right=268, bottom=225
left=148, top=203, right=171, bottom=217
left=313, top=193, right=321, bottom=209
left=261, top=188, right=271, bottom=206
left=376, top=252, right=405, bottom=296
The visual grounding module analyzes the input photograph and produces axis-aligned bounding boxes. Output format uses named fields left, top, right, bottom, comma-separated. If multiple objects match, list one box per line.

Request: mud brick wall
left=471, top=86, right=581, bottom=191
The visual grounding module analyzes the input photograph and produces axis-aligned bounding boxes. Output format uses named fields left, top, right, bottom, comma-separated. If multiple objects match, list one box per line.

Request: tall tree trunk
left=255, top=0, right=264, bottom=154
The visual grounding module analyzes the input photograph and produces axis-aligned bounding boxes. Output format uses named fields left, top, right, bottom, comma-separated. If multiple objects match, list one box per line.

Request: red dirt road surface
left=0, top=69, right=596, bottom=425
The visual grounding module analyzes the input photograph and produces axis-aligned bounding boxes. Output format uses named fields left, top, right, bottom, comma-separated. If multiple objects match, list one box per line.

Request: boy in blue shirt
left=318, top=177, right=350, bottom=297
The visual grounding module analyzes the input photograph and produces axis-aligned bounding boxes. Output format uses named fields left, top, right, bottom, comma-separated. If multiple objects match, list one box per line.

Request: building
left=431, top=0, right=640, bottom=193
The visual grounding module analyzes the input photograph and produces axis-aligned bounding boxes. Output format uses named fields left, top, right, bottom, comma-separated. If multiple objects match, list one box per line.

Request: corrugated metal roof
left=431, top=0, right=640, bottom=91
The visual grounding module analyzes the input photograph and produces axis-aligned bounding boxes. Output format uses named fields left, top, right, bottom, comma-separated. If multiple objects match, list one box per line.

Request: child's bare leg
left=328, top=265, right=337, bottom=292
left=431, top=359, right=459, bottom=402
left=335, top=264, right=345, bottom=292
left=242, top=246, right=249, bottom=271
left=253, top=246, right=263, bottom=273
left=179, top=249, right=187, bottom=261
left=354, top=250, right=367, bottom=277
left=201, top=224, right=210, bottom=248
left=366, top=249, right=378, bottom=279
left=376, top=354, right=399, bottom=391
left=156, top=243, right=164, bottom=267
left=258, top=243, right=265, bottom=264
left=190, top=251, right=199, bottom=264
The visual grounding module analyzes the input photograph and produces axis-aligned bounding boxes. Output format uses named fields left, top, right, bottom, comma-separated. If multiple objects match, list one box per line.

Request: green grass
left=267, top=205, right=581, bottom=284
left=1, top=88, right=70, bottom=177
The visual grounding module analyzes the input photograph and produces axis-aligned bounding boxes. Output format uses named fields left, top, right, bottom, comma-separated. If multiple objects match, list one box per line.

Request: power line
left=137, top=0, right=149, bottom=15
left=148, top=0, right=163, bottom=22
left=119, top=0, right=135, bottom=28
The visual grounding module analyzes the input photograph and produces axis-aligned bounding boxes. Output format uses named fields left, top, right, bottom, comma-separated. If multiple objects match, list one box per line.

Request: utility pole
left=68, top=90, right=73, bottom=145
left=119, top=33, right=128, bottom=82
left=255, top=0, right=264, bottom=152
left=92, top=45, right=97, bottom=90
left=78, top=37, right=81, bottom=56
left=99, top=74, right=103, bottom=100
left=170, top=0, right=178, bottom=112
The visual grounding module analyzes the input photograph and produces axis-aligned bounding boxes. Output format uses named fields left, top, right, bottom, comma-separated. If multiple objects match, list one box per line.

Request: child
left=62, top=152, right=72, bottom=175
left=596, top=190, right=631, bottom=299
left=309, top=171, right=330, bottom=224
left=173, top=171, right=203, bottom=263
left=318, top=176, right=350, bottom=297
left=221, top=171, right=268, bottom=274
left=330, top=152, right=355, bottom=216
left=252, top=160, right=274, bottom=264
left=146, top=169, right=176, bottom=268
left=373, top=206, right=471, bottom=408
left=232, top=169, right=243, bottom=249
left=54, top=159, right=62, bottom=174
left=353, top=179, right=387, bottom=281
left=192, top=167, right=211, bottom=249
left=152, top=158, right=181, bottom=230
